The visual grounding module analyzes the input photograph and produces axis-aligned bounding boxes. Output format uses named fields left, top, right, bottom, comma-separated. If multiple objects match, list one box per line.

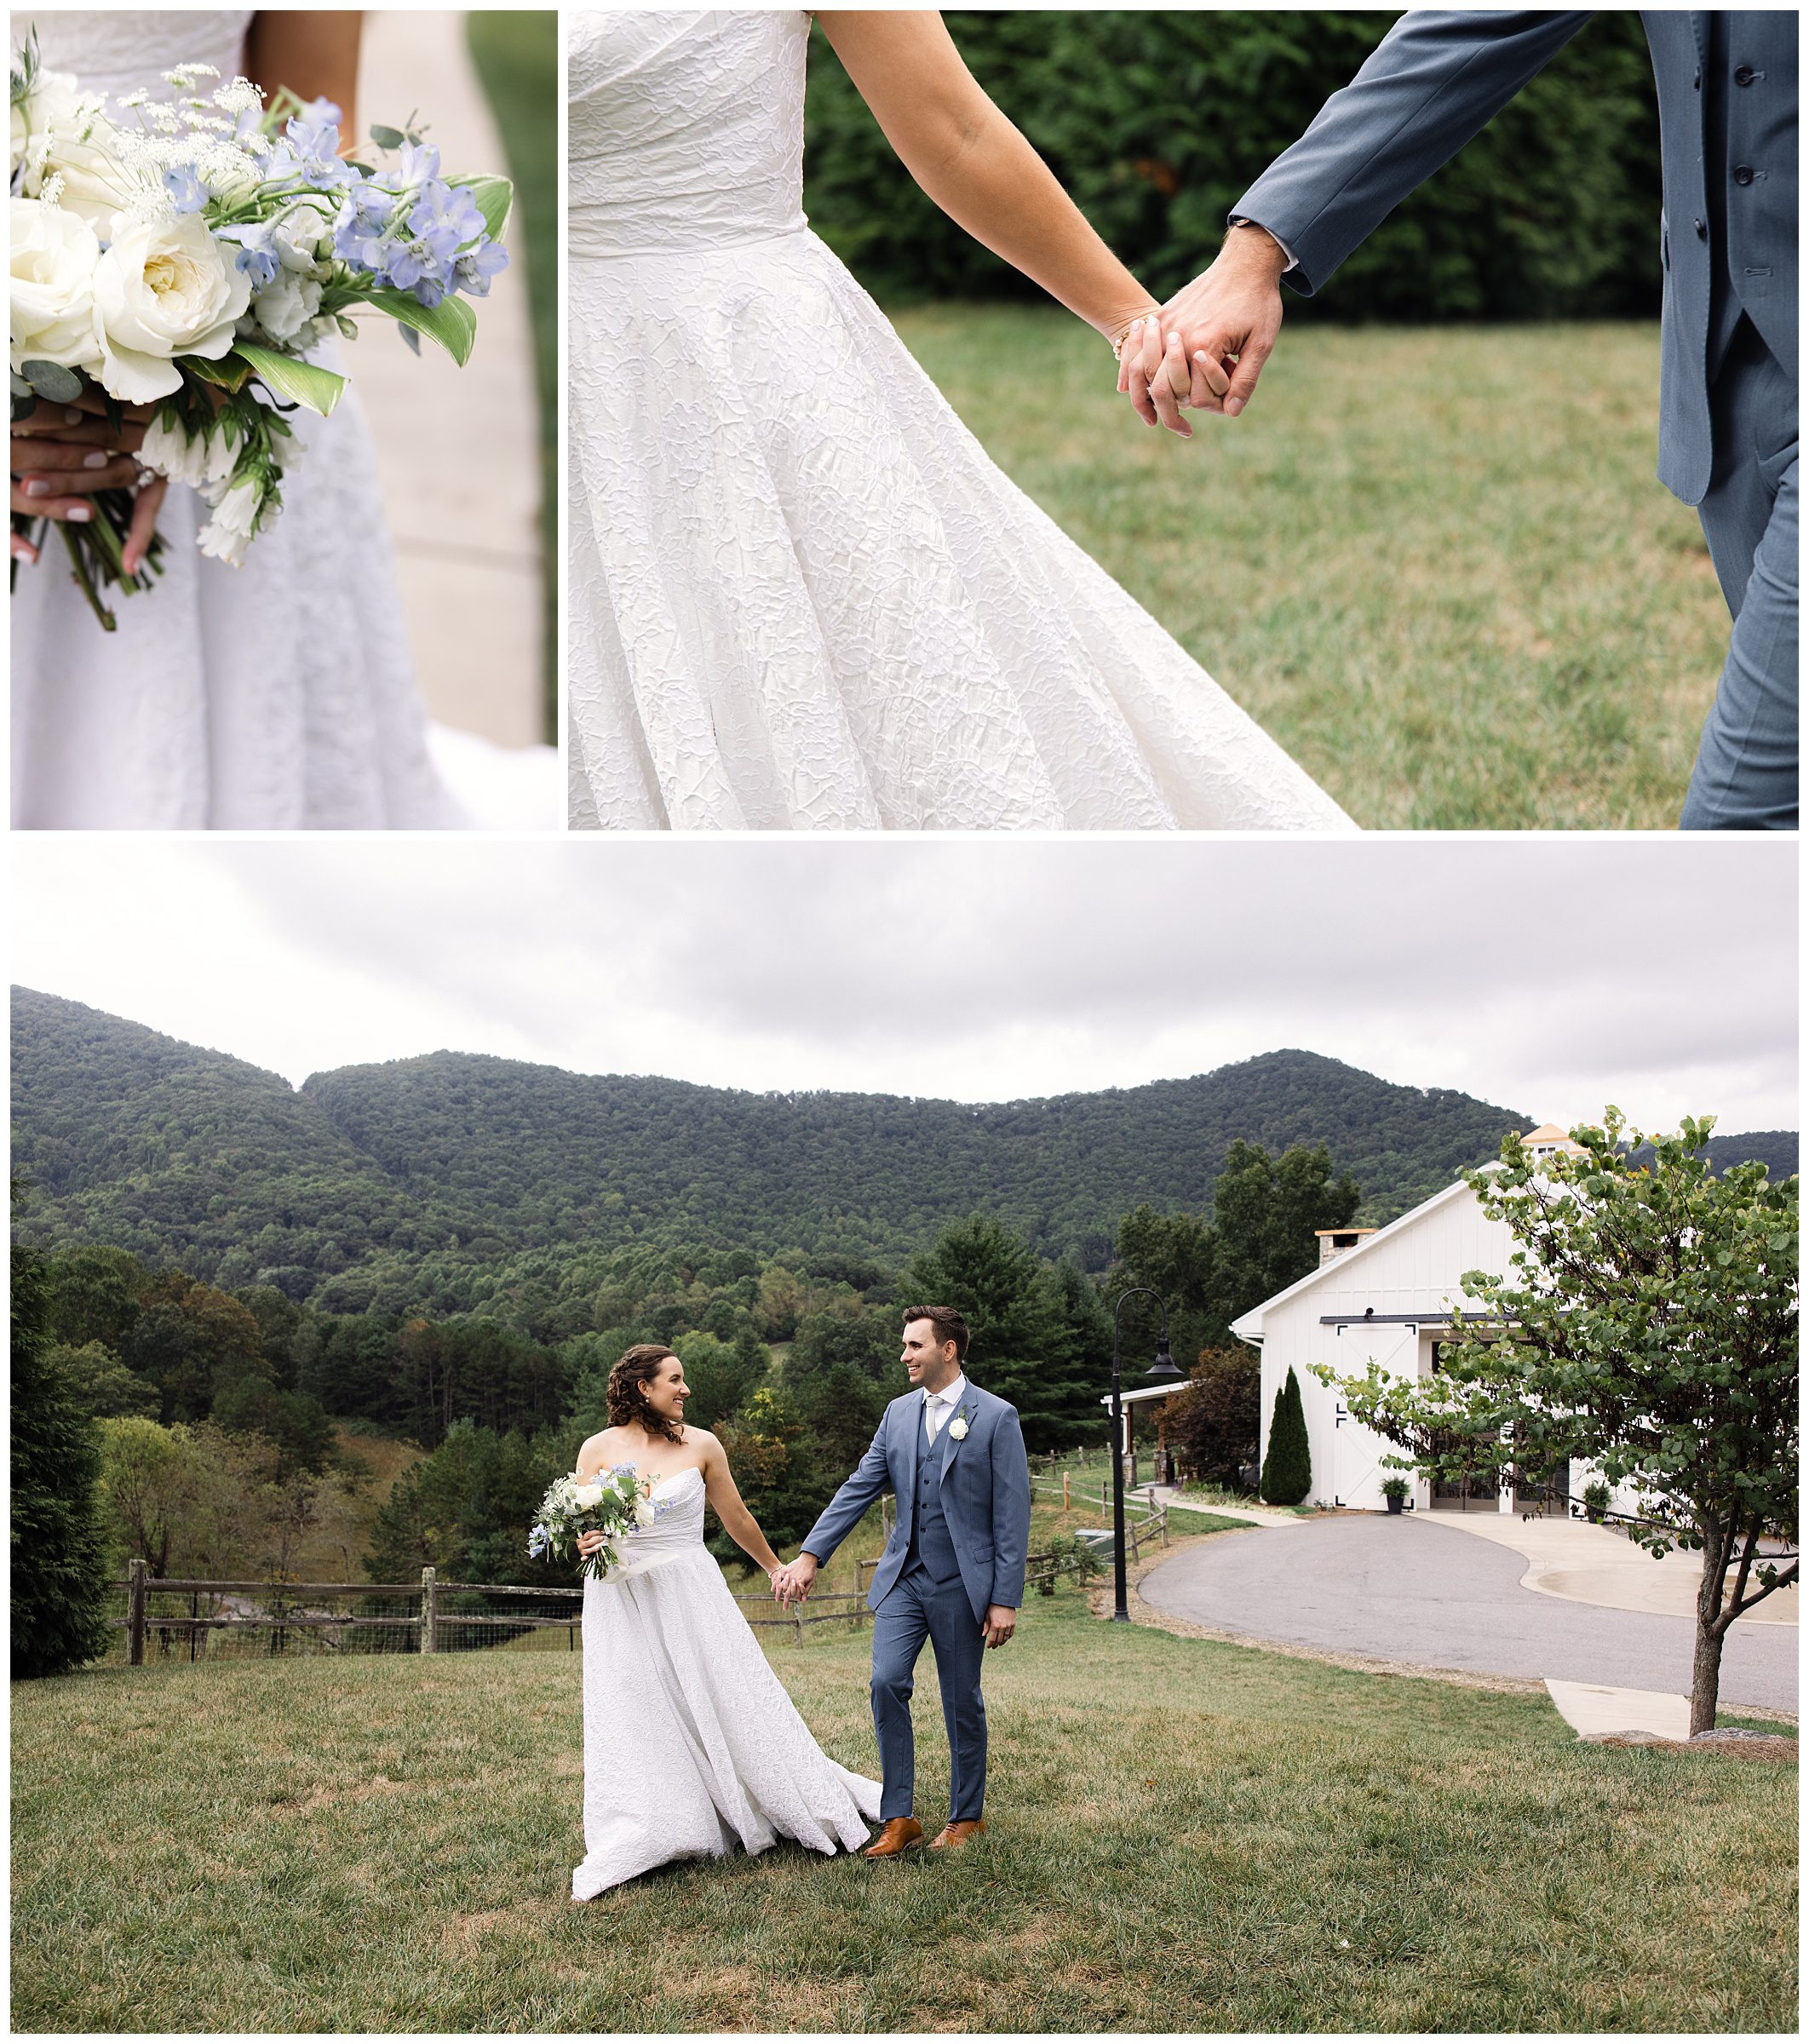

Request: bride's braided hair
left=606, top=1344, right=686, bottom=1444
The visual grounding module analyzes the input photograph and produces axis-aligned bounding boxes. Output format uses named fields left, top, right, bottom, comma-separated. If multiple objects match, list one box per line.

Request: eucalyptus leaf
left=11, top=370, right=34, bottom=398
left=227, top=343, right=347, bottom=417
left=362, top=287, right=477, bottom=367
left=369, top=123, right=405, bottom=149
left=13, top=391, right=39, bottom=424
left=21, top=359, right=83, bottom=405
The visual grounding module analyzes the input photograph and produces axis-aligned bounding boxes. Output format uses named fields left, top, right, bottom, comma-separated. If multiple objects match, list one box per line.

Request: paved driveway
left=1140, top=1514, right=1797, bottom=1714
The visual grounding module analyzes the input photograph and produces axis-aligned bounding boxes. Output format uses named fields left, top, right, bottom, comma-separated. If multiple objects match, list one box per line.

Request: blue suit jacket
left=1232, top=11, right=1798, bottom=506
left=800, top=1381, right=1032, bottom=1624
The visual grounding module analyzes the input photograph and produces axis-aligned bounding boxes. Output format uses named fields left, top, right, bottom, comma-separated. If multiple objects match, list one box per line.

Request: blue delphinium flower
left=267, top=97, right=354, bottom=190
left=527, top=1523, right=548, bottom=1559
left=163, top=164, right=208, bottom=214
left=216, top=221, right=279, bottom=287
left=455, top=237, right=508, bottom=297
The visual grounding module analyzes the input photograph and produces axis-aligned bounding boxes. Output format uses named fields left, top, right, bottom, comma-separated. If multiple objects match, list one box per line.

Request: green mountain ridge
left=13, top=986, right=1793, bottom=1311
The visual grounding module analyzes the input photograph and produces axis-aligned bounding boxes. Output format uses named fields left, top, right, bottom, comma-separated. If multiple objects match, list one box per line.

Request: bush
left=1167, top=1347, right=1261, bottom=1486
left=1259, top=1366, right=1312, bottom=1506
left=803, top=12, right=1662, bottom=320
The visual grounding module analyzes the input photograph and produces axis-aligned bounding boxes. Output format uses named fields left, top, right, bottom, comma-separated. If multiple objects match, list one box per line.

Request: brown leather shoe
left=927, top=1819, right=986, bottom=1850
left=862, top=1817, right=923, bottom=1858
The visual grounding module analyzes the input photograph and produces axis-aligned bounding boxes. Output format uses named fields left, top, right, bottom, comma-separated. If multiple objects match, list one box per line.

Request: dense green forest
left=13, top=988, right=1549, bottom=1310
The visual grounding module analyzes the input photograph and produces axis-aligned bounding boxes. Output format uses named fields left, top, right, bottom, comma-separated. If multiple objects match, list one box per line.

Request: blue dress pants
left=870, top=1563, right=987, bottom=1823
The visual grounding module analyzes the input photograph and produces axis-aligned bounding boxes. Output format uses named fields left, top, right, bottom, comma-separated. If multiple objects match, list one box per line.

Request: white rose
left=12, top=69, right=94, bottom=189
left=271, top=198, right=334, bottom=272
left=634, top=1498, right=658, bottom=1528
left=571, top=1484, right=604, bottom=1511
left=26, top=80, right=133, bottom=236
left=93, top=213, right=251, bottom=403
left=195, top=475, right=261, bottom=566
left=9, top=198, right=101, bottom=374
left=250, top=269, right=322, bottom=345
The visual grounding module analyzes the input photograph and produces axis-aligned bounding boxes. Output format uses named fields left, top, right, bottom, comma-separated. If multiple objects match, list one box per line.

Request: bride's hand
left=576, top=1529, right=606, bottom=1558
left=11, top=398, right=167, bottom=571
left=1117, top=317, right=1226, bottom=437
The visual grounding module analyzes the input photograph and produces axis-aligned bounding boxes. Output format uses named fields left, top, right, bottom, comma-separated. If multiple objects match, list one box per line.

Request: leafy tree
left=44, top=1243, right=152, bottom=1352
left=789, top=1303, right=899, bottom=1387
left=1260, top=1367, right=1312, bottom=1506
left=673, top=1327, right=769, bottom=1432
left=123, top=1275, right=268, bottom=1424
left=1328, top=1114, right=1798, bottom=1733
left=49, top=1341, right=160, bottom=1421
left=1168, top=1347, right=1262, bottom=1488
left=210, top=1377, right=336, bottom=1478
left=792, top=1362, right=891, bottom=1478
left=12, top=1242, right=113, bottom=1678
left=712, top=1388, right=837, bottom=1561
left=95, top=1416, right=194, bottom=1578
left=1211, top=1140, right=1360, bottom=1338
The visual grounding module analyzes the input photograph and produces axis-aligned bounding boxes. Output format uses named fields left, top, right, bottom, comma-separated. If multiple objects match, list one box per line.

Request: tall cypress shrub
left=1259, top=1365, right=1312, bottom=1506
left=11, top=1243, right=113, bottom=1679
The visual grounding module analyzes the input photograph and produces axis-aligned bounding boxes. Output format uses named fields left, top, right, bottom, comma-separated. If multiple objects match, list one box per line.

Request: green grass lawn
left=891, top=307, right=1726, bottom=830
left=468, top=11, right=559, bottom=740
left=14, top=1583, right=1794, bottom=2031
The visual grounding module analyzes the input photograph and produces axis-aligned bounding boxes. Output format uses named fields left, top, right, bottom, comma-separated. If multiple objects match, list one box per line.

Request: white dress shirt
left=923, top=1372, right=968, bottom=1445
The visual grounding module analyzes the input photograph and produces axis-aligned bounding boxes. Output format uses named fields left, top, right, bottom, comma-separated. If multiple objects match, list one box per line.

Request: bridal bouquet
left=530, top=1467, right=668, bottom=1582
left=9, top=30, right=510, bottom=624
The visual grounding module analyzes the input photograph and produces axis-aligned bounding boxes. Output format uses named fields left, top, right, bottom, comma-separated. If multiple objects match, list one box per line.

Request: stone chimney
left=1316, top=1227, right=1378, bottom=1267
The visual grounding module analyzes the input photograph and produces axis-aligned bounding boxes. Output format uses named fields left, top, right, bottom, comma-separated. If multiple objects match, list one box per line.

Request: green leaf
left=181, top=353, right=252, bottom=393
left=221, top=344, right=347, bottom=417
left=359, top=288, right=478, bottom=367
left=369, top=123, right=405, bottom=149
left=20, top=359, right=83, bottom=404
left=454, top=174, right=514, bottom=244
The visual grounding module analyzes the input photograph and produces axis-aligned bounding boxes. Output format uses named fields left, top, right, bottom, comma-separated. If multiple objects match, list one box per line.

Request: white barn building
left=1230, top=1128, right=1595, bottom=1514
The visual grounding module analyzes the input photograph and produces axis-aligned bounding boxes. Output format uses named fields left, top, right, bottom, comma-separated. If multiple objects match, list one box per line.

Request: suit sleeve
left=800, top=1414, right=892, bottom=1566
left=988, top=1404, right=1032, bottom=1610
left=1232, top=10, right=1595, bottom=296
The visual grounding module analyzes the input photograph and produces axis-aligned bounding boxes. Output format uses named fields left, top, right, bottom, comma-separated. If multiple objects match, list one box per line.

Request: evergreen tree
left=906, top=1214, right=1098, bottom=1450
left=11, top=1243, right=113, bottom=1678
left=1260, top=1366, right=1312, bottom=1506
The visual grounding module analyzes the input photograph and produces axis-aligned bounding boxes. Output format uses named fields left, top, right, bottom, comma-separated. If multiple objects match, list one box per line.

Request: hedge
left=802, top=11, right=1663, bottom=321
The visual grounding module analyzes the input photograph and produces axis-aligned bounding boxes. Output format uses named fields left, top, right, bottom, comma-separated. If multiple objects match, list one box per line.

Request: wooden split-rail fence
left=112, top=1498, right=1167, bottom=1666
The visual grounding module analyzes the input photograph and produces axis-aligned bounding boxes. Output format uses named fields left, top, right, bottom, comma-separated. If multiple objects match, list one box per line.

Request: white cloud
left=9, top=834, right=1796, bottom=1136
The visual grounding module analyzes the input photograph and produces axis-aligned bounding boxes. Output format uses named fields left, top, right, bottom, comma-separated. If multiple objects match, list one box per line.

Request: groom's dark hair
left=902, top=1304, right=969, bottom=1364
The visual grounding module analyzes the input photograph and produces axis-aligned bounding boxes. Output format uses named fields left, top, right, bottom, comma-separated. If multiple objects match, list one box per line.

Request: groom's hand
left=981, top=1605, right=1016, bottom=1650
left=778, top=1553, right=818, bottom=1605
left=1153, top=221, right=1288, bottom=421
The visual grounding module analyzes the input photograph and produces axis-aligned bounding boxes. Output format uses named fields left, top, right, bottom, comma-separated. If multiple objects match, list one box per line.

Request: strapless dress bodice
left=566, top=10, right=809, bottom=259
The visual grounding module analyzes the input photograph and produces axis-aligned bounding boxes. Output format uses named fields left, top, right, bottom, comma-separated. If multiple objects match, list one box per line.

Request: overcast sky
left=9, top=835, right=1797, bottom=1134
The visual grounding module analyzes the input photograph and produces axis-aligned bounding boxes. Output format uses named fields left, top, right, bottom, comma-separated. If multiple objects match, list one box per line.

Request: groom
left=1141, top=11, right=1797, bottom=832
left=775, top=1306, right=1031, bottom=1857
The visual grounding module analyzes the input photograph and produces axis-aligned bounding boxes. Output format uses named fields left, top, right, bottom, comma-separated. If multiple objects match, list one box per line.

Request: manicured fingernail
left=1167, top=331, right=1180, bottom=348
left=1192, top=351, right=1211, bottom=364
left=62, top=406, right=83, bottom=423
left=24, top=479, right=49, bottom=497
left=11, top=537, right=36, bottom=561
left=83, top=451, right=107, bottom=469
left=66, top=505, right=90, bottom=521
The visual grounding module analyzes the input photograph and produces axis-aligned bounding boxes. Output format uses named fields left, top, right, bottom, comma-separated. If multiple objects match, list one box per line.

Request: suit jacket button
left=1692, top=67, right=1702, bottom=88
left=1734, top=64, right=1756, bottom=86
left=1733, top=164, right=1755, bottom=186
left=1694, top=216, right=1708, bottom=238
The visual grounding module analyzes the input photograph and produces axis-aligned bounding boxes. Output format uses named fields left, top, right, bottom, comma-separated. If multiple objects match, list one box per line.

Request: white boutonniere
left=948, top=1415, right=970, bottom=1441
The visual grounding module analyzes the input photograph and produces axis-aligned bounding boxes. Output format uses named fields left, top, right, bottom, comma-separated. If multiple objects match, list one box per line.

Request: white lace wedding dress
left=567, top=9, right=1354, bottom=831
left=10, top=9, right=465, bottom=830
left=573, top=1467, right=882, bottom=1899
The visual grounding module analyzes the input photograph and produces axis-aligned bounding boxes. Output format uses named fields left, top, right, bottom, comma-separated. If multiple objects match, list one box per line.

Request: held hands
left=771, top=1553, right=818, bottom=1606
left=1114, top=223, right=1288, bottom=435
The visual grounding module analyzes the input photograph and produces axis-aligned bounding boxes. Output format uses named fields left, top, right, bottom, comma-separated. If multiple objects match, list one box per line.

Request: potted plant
left=1582, top=1480, right=1611, bottom=1524
left=1381, top=1474, right=1410, bottom=1515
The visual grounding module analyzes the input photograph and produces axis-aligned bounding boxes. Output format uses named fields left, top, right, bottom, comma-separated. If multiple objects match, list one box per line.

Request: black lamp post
left=1110, top=1288, right=1183, bottom=1622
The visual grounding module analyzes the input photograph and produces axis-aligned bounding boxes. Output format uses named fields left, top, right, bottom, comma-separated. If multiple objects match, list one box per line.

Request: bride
left=570, top=1344, right=882, bottom=1900
left=568, top=9, right=1355, bottom=832
left=10, top=9, right=465, bottom=830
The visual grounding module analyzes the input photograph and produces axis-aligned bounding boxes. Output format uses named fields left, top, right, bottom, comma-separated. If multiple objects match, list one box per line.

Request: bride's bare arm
left=697, top=1433, right=784, bottom=1578
left=814, top=11, right=1159, bottom=350
left=245, top=11, right=363, bottom=141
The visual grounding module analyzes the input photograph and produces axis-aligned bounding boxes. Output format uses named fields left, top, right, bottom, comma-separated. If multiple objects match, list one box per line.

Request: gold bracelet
left=1109, top=313, right=1160, bottom=362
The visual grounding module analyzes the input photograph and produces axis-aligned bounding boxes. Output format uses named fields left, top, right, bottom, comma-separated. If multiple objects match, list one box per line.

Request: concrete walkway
left=354, top=12, right=545, bottom=749
left=1427, top=1507, right=1797, bottom=1626
left=1138, top=1513, right=1797, bottom=1714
